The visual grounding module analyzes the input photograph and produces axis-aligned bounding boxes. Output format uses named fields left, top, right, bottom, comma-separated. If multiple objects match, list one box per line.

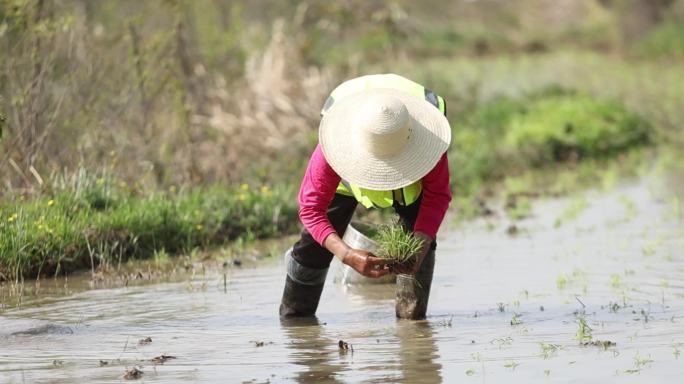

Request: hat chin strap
left=356, top=96, right=412, bottom=159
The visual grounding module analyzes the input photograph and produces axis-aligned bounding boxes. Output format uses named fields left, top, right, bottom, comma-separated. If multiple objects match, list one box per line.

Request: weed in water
left=510, top=313, right=523, bottom=326
left=465, top=368, right=475, bottom=376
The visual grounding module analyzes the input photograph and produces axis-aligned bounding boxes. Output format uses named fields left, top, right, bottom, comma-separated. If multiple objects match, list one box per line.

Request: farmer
left=279, top=74, right=452, bottom=320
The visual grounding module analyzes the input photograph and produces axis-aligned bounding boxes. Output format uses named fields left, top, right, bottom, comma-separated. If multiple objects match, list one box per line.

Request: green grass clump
left=634, top=22, right=684, bottom=58
left=373, top=223, right=424, bottom=264
left=504, top=94, right=651, bottom=164
left=448, top=89, right=651, bottom=197
left=0, top=175, right=299, bottom=281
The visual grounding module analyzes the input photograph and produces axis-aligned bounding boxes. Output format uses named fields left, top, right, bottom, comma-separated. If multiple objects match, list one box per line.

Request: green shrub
left=448, top=89, right=651, bottom=194
left=504, top=94, right=651, bottom=164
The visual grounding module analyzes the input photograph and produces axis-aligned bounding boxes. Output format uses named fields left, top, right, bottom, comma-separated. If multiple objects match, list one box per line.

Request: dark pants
left=291, top=193, right=436, bottom=269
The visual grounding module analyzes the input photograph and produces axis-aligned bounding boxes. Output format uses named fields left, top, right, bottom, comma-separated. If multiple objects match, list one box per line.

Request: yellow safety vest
left=322, top=74, right=447, bottom=209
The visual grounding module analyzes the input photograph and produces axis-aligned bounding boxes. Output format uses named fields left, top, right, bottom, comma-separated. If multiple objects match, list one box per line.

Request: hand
left=342, top=249, right=391, bottom=278
left=391, top=232, right=432, bottom=276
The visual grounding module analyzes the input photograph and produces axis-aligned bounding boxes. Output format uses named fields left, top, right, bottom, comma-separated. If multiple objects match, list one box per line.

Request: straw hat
left=319, top=88, right=451, bottom=191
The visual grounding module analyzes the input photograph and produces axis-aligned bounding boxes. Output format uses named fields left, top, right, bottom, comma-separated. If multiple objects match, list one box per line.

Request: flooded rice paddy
left=1, top=176, right=684, bottom=383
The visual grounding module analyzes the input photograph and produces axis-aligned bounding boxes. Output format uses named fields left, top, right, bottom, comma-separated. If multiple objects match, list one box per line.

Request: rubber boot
left=395, top=250, right=435, bottom=320
left=279, top=248, right=328, bottom=317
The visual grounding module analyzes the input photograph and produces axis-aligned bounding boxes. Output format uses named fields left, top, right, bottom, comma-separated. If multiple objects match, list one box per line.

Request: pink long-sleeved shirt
left=298, top=144, right=452, bottom=245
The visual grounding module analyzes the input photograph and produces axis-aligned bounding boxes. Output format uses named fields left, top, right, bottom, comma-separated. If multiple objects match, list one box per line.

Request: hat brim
left=319, top=88, right=451, bottom=191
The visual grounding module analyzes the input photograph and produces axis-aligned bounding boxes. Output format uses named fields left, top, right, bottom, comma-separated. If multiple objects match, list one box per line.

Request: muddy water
left=1, top=177, right=684, bottom=383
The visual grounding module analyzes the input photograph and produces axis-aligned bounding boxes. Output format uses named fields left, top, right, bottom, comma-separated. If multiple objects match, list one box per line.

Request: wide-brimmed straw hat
left=319, top=88, right=451, bottom=191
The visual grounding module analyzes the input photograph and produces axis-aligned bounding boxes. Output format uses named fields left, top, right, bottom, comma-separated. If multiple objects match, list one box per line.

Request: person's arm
left=298, top=145, right=390, bottom=278
left=395, top=153, right=452, bottom=275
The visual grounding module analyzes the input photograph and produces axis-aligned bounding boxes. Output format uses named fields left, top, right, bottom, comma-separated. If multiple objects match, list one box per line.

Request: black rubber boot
left=395, top=250, right=435, bottom=320
left=279, top=275, right=326, bottom=317
left=279, top=249, right=328, bottom=318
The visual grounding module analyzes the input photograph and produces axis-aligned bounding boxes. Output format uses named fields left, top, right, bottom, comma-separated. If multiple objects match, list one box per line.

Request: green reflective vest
left=322, top=74, right=447, bottom=209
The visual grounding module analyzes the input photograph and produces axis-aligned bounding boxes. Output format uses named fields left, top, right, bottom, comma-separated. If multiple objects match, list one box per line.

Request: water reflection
left=396, top=320, right=442, bottom=383
left=280, top=317, right=345, bottom=383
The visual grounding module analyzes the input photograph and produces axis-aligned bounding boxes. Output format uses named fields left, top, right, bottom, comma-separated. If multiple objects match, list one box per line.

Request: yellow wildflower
left=196, top=224, right=204, bottom=230
left=8, top=213, right=18, bottom=222
left=240, top=183, right=249, bottom=191
left=260, top=185, right=271, bottom=195
left=238, top=194, right=247, bottom=201
left=47, top=199, right=55, bottom=206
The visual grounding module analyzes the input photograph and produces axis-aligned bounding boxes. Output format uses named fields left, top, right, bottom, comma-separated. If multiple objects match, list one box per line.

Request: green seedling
left=556, top=275, right=569, bottom=290
left=610, top=274, right=622, bottom=288
left=557, top=268, right=586, bottom=290
left=619, top=195, right=638, bottom=220
left=633, top=353, right=654, bottom=369
left=539, top=343, right=562, bottom=359
left=374, top=222, right=425, bottom=266
left=510, top=313, right=523, bottom=326
left=641, top=243, right=656, bottom=257
left=576, top=316, right=593, bottom=343
left=503, top=361, right=519, bottom=370
left=465, top=368, right=475, bottom=376
left=554, top=198, right=589, bottom=228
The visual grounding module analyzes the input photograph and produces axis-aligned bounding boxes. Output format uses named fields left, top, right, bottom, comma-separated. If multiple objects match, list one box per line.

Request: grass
left=447, top=88, right=651, bottom=197
left=0, top=173, right=299, bottom=281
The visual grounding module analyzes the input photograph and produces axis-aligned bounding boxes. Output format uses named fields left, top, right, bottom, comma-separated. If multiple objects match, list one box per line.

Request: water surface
left=1, top=178, right=684, bottom=383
